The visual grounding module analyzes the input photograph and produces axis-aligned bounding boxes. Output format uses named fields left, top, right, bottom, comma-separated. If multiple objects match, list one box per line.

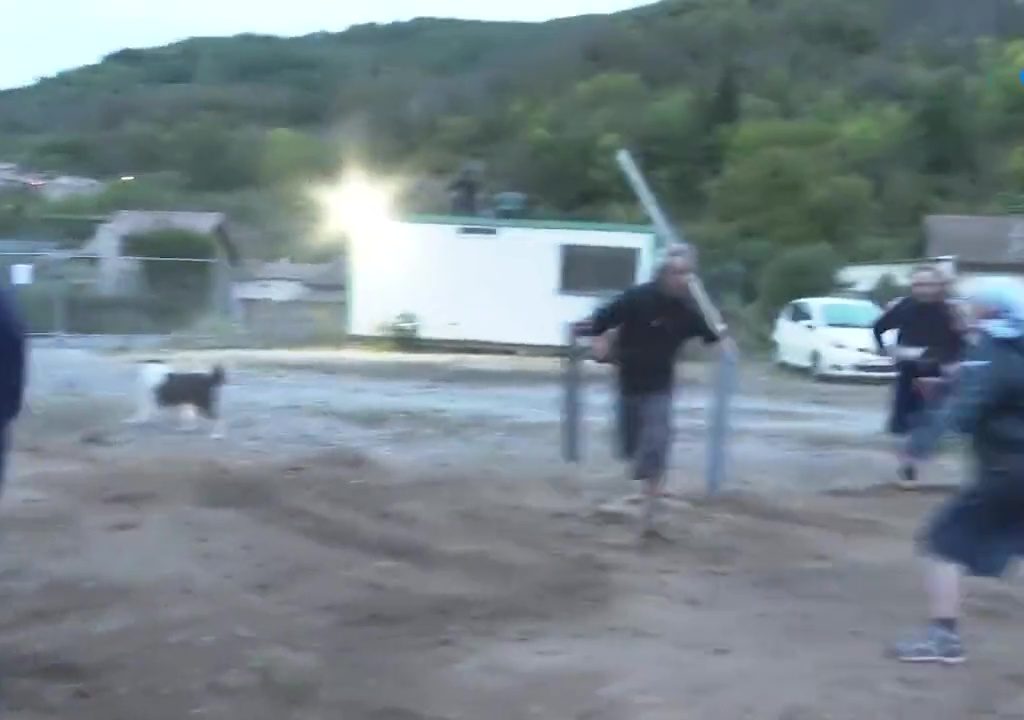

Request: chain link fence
left=0, top=252, right=233, bottom=338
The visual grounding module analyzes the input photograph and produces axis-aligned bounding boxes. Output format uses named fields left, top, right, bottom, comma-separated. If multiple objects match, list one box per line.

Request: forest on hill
left=2, top=0, right=1024, bottom=310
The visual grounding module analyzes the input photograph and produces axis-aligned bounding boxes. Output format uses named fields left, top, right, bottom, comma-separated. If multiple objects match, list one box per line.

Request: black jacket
left=872, top=296, right=964, bottom=371
left=910, top=333, right=1024, bottom=467
left=588, top=282, right=719, bottom=395
left=0, top=289, right=25, bottom=426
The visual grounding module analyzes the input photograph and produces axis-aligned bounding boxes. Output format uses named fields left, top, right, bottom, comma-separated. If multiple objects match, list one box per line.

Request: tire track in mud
left=189, top=461, right=613, bottom=632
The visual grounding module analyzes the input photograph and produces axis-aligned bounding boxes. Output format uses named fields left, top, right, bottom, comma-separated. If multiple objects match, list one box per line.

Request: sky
left=1, top=0, right=653, bottom=90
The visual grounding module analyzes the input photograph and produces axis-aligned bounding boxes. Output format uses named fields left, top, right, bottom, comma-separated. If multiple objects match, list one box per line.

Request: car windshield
left=821, top=302, right=880, bottom=328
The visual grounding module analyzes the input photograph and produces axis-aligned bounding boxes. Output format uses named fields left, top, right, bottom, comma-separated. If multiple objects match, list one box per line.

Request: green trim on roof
left=402, top=214, right=654, bottom=234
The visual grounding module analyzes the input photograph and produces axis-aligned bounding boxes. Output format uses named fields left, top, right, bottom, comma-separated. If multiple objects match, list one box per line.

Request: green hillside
left=2, top=0, right=1024, bottom=303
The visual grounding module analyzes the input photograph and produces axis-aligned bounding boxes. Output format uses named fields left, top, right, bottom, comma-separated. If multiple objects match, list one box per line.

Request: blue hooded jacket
left=909, top=279, right=1024, bottom=465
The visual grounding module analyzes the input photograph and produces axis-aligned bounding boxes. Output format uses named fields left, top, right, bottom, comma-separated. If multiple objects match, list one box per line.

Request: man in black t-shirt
left=581, top=246, right=733, bottom=535
left=873, top=265, right=964, bottom=488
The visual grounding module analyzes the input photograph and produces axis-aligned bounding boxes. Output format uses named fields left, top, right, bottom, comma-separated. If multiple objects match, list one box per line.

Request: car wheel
left=810, top=352, right=826, bottom=381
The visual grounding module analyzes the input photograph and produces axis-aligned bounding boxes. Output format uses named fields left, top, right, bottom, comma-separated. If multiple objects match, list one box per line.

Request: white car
left=771, top=297, right=897, bottom=380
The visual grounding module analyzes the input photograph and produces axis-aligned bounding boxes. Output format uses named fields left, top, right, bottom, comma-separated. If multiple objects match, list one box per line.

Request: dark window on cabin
left=559, top=245, right=638, bottom=295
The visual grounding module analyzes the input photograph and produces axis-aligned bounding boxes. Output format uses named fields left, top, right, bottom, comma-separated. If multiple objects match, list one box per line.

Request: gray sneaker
left=889, top=626, right=966, bottom=665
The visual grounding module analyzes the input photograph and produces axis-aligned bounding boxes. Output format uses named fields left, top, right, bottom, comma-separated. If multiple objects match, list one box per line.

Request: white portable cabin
left=347, top=215, right=656, bottom=347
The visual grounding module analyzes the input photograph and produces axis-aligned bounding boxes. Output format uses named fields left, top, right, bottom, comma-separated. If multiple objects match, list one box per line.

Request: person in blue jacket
left=889, top=277, right=1024, bottom=665
left=0, top=287, right=26, bottom=492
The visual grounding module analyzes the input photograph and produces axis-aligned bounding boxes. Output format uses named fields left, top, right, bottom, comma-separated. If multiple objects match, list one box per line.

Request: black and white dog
left=126, top=361, right=227, bottom=438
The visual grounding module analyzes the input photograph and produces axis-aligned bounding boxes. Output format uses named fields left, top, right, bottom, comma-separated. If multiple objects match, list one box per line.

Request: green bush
left=123, top=229, right=217, bottom=328
left=868, top=273, right=908, bottom=307
left=757, top=243, right=843, bottom=318
left=379, top=312, right=420, bottom=351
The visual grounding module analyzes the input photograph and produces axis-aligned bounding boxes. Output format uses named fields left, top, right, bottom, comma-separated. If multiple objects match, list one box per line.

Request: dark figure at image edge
left=579, top=252, right=720, bottom=514
left=890, top=279, right=1024, bottom=664
left=0, top=287, right=26, bottom=495
left=873, top=271, right=964, bottom=485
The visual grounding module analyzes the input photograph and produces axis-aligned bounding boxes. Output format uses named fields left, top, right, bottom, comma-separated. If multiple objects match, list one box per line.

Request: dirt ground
left=3, top=347, right=1024, bottom=719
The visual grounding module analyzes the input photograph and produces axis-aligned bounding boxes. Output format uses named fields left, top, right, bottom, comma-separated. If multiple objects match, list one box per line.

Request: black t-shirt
left=872, top=296, right=964, bottom=374
left=590, top=282, right=719, bottom=395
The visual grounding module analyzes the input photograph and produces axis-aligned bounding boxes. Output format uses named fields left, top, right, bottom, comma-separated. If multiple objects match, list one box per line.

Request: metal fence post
left=706, top=346, right=738, bottom=495
left=562, top=323, right=583, bottom=463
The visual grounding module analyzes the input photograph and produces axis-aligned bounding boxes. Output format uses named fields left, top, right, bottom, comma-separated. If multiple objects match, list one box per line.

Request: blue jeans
left=617, top=392, right=672, bottom=483
left=905, top=382, right=952, bottom=461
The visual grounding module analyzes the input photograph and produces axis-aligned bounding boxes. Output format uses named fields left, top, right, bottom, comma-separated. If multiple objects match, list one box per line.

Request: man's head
left=909, top=265, right=944, bottom=302
left=656, top=245, right=696, bottom=298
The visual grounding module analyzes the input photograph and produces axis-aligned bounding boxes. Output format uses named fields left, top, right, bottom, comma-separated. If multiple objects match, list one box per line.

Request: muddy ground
left=3, top=347, right=1024, bottom=719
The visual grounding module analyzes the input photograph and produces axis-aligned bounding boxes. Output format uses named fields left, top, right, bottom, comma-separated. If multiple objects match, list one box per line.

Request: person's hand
left=571, top=320, right=591, bottom=337
left=889, top=345, right=924, bottom=362
left=591, top=332, right=612, bottom=362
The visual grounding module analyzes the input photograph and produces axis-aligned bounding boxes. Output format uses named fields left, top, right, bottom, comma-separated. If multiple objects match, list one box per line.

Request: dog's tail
left=210, top=364, right=227, bottom=386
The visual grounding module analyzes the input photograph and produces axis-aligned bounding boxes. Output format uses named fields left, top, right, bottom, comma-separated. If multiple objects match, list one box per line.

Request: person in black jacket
left=889, top=278, right=1024, bottom=665
left=873, top=265, right=964, bottom=488
left=0, top=287, right=25, bottom=493
left=582, top=245, right=734, bottom=537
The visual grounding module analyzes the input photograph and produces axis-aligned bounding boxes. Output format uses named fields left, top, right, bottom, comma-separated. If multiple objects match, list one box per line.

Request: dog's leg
left=206, top=387, right=225, bottom=440
left=179, top=405, right=198, bottom=431
left=124, top=393, right=155, bottom=425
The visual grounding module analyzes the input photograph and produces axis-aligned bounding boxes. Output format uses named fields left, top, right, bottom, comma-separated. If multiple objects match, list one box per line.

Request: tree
left=694, top=63, right=742, bottom=178
left=909, top=74, right=976, bottom=176
left=260, top=128, right=332, bottom=185
left=636, top=99, right=706, bottom=210
left=805, top=174, right=874, bottom=248
left=758, top=243, right=842, bottom=315
left=173, top=119, right=260, bottom=191
left=705, top=63, right=741, bottom=130
left=709, top=146, right=824, bottom=247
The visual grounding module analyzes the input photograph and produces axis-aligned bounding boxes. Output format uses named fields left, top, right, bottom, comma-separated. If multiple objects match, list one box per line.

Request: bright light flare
left=313, top=168, right=396, bottom=242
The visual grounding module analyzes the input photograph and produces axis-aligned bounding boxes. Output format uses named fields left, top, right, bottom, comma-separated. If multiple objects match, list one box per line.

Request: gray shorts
left=617, top=392, right=672, bottom=483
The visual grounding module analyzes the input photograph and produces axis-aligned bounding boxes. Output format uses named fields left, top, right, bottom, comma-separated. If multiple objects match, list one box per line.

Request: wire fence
left=0, top=252, right=233, bottom=337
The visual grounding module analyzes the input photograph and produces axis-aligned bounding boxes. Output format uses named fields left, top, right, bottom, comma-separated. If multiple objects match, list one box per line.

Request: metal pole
left=706, top=338, right=738, bottom=495
left=614, top=150, right=726, bottom=334
left=562, top=323, right=583, bottom=463
left=614, top=148, right=737, bottom=495
left=615, top=149, right=683, bottom=251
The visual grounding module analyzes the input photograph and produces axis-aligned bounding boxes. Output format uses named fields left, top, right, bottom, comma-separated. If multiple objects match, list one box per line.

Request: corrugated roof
left=239, top=258, right=344, bottom=286
left=86, top=210, right=239, bottom=264
left=924, top=214, right=1024, bottom=265
left=107, top=210, right=228, bottom=236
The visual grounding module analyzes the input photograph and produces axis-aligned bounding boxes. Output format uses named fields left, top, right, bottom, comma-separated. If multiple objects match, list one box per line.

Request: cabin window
left=559, top=245, right=638, bottom=295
